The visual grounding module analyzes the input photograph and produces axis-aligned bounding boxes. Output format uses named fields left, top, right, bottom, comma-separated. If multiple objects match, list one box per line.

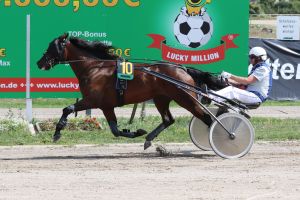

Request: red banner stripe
left=148, top=34, right=239, bottom=65
left=0, top=78, right=79, bottom=92
left=161, top=44, right=225, bottom=65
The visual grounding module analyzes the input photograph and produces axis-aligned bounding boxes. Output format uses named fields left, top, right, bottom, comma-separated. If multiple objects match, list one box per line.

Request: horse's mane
left=186, top=67, right=228, bottom=90
left=69, top=37, right=119, bottom=60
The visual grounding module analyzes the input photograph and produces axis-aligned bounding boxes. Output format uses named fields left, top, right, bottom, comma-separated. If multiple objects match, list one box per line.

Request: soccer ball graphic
left=173, top=8, right=213, bottom=48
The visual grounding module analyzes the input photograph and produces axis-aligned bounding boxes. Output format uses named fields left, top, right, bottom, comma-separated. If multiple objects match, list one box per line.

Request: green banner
left=0, top=0, right=249, bottom=98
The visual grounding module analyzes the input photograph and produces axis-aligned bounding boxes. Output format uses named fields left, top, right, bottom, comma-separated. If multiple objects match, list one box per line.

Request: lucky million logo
left=148, top=0, right=239, bottom=65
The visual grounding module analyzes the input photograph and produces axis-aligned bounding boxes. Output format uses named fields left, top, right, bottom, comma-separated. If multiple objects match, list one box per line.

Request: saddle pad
left=117, top=60, right=134, bottom=80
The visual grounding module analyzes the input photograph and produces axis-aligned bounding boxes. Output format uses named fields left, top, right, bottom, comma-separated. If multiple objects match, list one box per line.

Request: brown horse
left=37, top=33, right=226, bottom=149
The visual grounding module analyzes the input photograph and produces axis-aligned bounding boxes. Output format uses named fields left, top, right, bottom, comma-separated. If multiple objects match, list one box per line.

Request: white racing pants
left=210, top=86, right=262, bottom=104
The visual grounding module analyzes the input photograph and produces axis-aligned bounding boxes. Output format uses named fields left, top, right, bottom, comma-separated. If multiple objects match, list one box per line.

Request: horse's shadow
left=0, top=150, right=216, bottom=161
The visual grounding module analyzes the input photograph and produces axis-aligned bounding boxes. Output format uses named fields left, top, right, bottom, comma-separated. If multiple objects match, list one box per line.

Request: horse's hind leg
left=144, top=96, right=175, bottom=150
left=172, top=90, right=213, bottom=127
left=53, top=99, right=91, bottom=142
left=103, top=109, right=148, bottom=138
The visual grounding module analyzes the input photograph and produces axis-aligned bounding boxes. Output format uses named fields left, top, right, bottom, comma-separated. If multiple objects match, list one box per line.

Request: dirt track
left=0, top=142, right=299, bottom=200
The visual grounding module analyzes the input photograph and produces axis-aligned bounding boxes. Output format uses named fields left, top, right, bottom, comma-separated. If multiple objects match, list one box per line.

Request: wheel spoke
left=209, top=113, right=255, bottom=159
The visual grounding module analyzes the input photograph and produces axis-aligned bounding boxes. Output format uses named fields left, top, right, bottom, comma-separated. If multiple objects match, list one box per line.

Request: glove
left=221, top=71, right=232, bottom=79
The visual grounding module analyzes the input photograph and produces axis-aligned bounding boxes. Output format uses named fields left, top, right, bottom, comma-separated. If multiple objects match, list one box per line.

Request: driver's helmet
left=249, top=47, right=267, bottom=61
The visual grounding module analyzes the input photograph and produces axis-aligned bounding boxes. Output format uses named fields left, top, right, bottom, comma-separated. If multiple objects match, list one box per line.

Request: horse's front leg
left=102, top=109, right=147, bottom=138
left=53, top=99, right=91, bottom=142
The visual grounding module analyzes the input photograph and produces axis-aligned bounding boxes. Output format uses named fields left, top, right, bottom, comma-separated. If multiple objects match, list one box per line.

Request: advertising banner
left=250, top=38, right=300, bottom=100
left=0, top=0, right=249, bottom=98
left=277, top=16, right=300, bottom=40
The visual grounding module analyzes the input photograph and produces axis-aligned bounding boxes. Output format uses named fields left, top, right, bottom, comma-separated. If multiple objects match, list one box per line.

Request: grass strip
left=0, top=99, right=300, bottom=108
left=0, top=117, right=299, bottom=146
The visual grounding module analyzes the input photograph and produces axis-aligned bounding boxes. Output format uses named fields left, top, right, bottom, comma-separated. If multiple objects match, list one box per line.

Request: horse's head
left=37, top=33, right=69, bottom=70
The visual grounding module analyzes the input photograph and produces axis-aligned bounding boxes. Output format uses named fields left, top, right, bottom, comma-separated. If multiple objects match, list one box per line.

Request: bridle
left=43, top=39, right=120, bottom=68
left=42, top=39, right=68, bottom=69
left=43, top=53, right=57, bottom=68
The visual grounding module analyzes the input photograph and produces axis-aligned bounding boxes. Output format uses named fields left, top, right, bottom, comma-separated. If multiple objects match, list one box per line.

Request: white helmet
left=249, top=47, right=267, bottom=61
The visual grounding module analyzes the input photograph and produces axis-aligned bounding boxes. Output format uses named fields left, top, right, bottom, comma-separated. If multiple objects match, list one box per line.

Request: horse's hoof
left=136, top=129, right=147, bottom=137
left=144, top=140, right=152, bottom=150
left=53, top=133, right=61, bottom=143
left=156, top=145, right=171, bottom=157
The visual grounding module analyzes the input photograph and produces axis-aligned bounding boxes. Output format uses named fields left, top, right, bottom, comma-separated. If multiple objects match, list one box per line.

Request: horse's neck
left=66, top=44, right=117, bottom=81
left=66, top=44, right=96, bottom=78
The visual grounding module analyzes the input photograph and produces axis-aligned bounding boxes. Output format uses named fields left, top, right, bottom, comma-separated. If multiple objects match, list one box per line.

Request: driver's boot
left=216, top=106, right=228, bottom=117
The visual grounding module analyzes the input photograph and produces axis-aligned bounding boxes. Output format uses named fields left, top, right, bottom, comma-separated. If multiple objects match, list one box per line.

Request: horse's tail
left=186, top=67, right=228, bottom=90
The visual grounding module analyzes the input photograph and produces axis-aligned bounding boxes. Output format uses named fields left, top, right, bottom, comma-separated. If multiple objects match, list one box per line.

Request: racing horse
left=37, top=33, right=227, bottom=149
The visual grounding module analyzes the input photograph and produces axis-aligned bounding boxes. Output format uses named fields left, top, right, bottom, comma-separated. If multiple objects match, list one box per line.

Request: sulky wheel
left=189, top=107, right=219, bottom=151
left=209, top=112, right=255, bottom=159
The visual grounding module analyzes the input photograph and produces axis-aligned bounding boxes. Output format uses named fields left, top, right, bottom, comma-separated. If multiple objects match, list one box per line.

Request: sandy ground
left=250, top=20, right=276, bottom=26
left=0, top=142, right=299, bottom=200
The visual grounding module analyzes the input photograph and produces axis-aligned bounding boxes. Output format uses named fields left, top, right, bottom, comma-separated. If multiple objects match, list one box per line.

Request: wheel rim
left=189, top=116, right=212, bottom=151
left=209, top=113, right=255, bottom=159
left=189, top=108, right=219, bottom=151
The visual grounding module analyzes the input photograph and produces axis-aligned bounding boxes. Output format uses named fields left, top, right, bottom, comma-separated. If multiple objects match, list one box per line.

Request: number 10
left=121, top=62, right=133, bottom=75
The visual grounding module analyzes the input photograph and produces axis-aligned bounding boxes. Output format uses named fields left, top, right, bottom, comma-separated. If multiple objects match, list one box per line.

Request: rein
left=55, top=39, right=187, bottom=69
left=57, top=58, right=184, bottom=70
left=58, top=59, right=117, bottom=65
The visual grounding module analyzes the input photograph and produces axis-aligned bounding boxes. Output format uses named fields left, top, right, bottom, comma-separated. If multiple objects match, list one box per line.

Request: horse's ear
left=59, top=33, right=69, bottom=41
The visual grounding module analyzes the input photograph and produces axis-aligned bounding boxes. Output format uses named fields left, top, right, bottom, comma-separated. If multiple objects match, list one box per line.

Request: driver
left=209, top=47, right=272, bottom=105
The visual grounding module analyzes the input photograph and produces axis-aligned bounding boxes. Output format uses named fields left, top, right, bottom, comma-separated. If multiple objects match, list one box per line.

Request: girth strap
left=115, top=73, right=127, bottom=107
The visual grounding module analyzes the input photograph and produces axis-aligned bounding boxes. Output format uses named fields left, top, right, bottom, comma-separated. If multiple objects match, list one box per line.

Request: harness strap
left=115, top=77, right=127, bottom=107
left=249, top=62, right=267, bottom=76
left=115, top=59, right=128, bottom=107
left=248, top=62, right=272, bottom=101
